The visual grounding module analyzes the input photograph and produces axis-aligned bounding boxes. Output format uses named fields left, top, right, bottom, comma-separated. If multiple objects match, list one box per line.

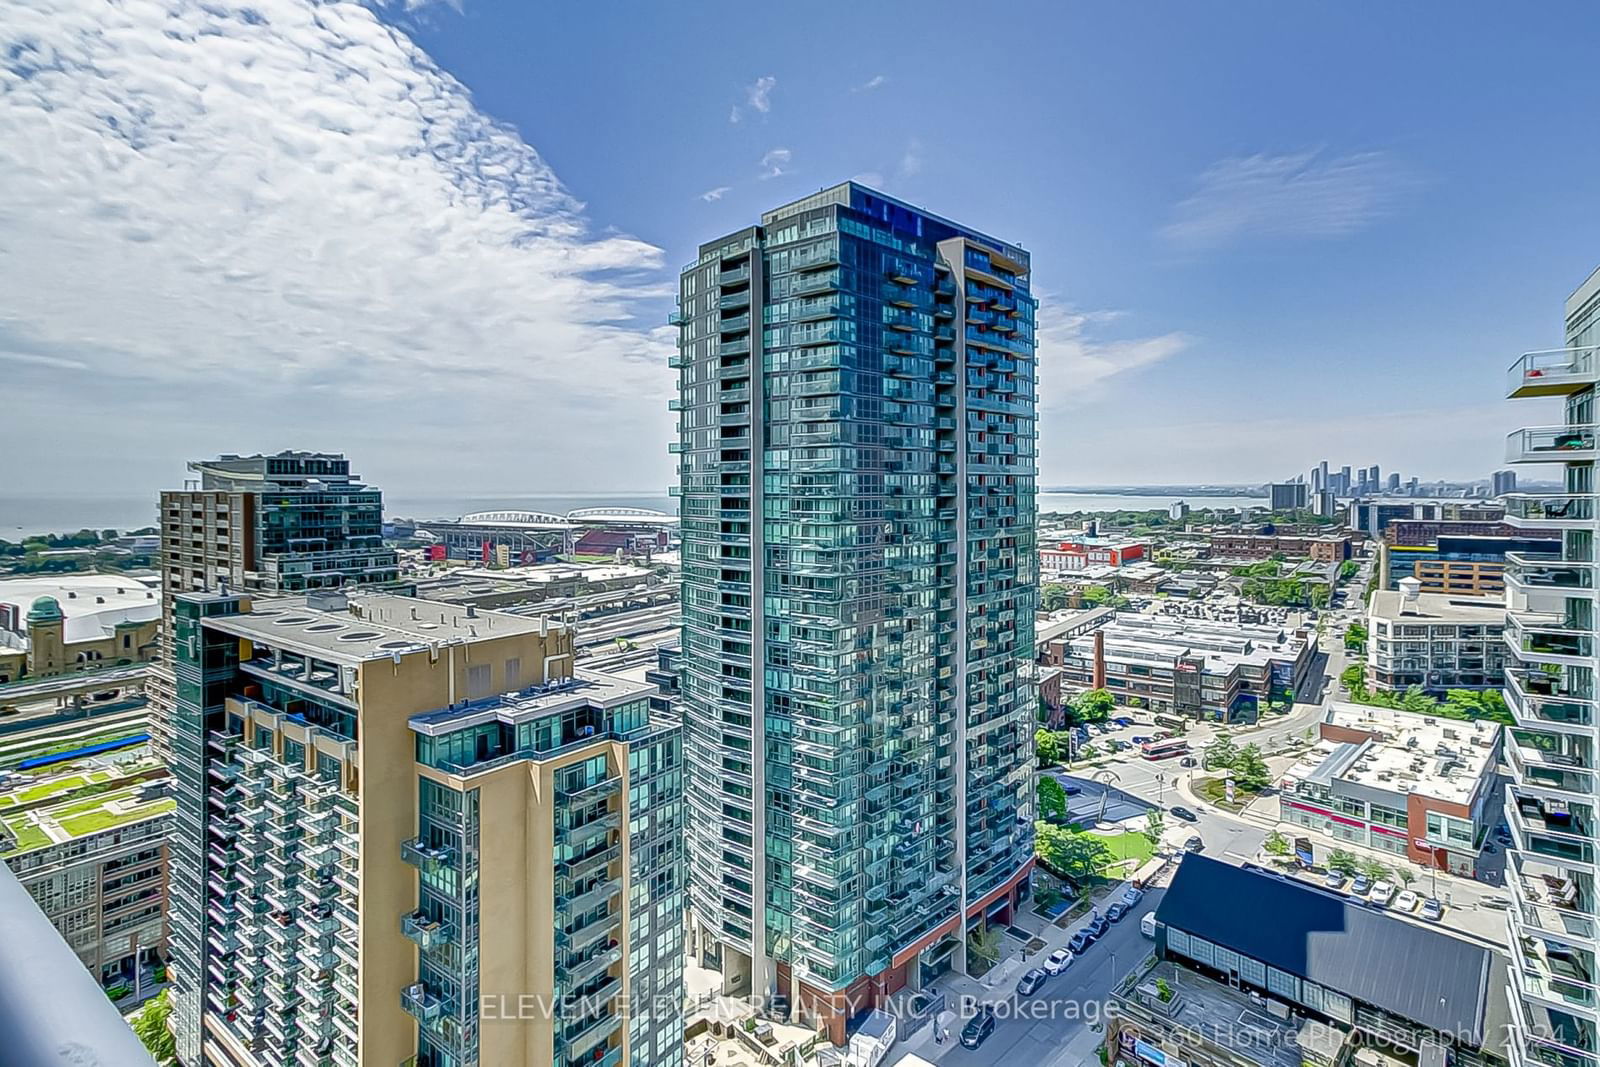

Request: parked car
left=1369, top=881, right=1396, bottom=907
left=1184, top=835, right=1204, bottom=852
left=1421, top=898, right=1445, bottom=921
left=960, top=1006, right=997, bottom=1050
left=1043, top=949, right=1074, bottom=976
left=1122, top=887, right=1145, bottom=907
left=1393, top=890, right=1420, bottom=913
left=1495, top=826, right=1513, bottom=845
left=1061, top=782, right=1082, bottom=796
left=1017, top=968, right=1047, bottom=997
left=1067, top=929, right=1094, bottom=954
left=1324, top=871, right=1347, bottom=890
left=1179, top=756, right=1198, bottom=767
left=1169, top=806, right=1198, bottom=823
left=1350, top=875, right=1372, bottom=896
left=1481, top=896, right=1513, bottom=911
left=1086, top=915, right=1109, bottom=938
left=1107, top=902, right=1129, bottom=923
left=1131, top=735, right=1150, bottom=744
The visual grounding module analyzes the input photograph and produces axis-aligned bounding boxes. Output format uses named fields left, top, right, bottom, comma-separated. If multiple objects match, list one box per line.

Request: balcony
left=400, top=982, right=445, bottom=1023
left=558, top=944, right=623, bottom=988
left=1510, top=552, right=1598, bottom=602
left=718, top=265, right=750, bottom=287
left=400, top=911, right=454, bottom=950
left=556, top=877, right=621, bottom=917
left=399, top=837, right=456, bottom=870
left=1507, top=425, right=1600, bottom=465
left=1504, top=493, right=1598, bottom=531
left=1509, top=347, right=1600, bottom=399
left=1508, top=611, right=1596, bottom=667
left=1508, top=672, right=1596, bottom=734
left=1509, top=737, right=1598, bottom=799
left=718, top=313, right=751, bottom=334
left=1509, top=794, right=1598, bottom=870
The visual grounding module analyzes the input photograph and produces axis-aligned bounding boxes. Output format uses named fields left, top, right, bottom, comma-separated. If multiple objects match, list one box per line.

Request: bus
left=1141, top=738, right=1189, bottom=761
left=1153, top=714, right=1187, bottom=733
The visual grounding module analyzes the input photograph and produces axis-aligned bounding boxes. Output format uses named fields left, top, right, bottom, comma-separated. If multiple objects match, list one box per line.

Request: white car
left=1393, top=890, right=1420, bottom=913
left=1042, top=949, right=1074, bottom=976
left=1122, top=887, right=1145, bottom=907
left=1369, top=880, right=1396, bottom=907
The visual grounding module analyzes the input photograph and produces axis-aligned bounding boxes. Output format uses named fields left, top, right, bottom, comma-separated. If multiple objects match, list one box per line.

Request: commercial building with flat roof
left=0, top=574, right=161, bottom=684
left=1280, top=704, right=1501, bottom=875
left=167, top=590, right=681, bottom=1067
left=1367, top=586, right=1507, bottom=693
left=1055, top=615, right=1314, bottom=721
left=1118, top=855, right=1509, bottom=1067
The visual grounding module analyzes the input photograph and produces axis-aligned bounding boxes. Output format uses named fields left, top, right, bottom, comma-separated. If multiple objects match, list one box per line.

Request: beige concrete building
left=0, top=575, right=161, bottom=684
left=169, top=590, right=682, bottom=1067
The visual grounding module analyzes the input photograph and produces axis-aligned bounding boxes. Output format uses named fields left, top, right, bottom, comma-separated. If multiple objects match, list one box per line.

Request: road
left=917, top=890, right=1165, bottom=1066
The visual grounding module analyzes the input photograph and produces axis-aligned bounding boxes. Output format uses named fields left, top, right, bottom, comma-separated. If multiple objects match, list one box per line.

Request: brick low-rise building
left=1201, top=532, right=1352, bottom=563
left=1279, top=704, right=1501, bottom=875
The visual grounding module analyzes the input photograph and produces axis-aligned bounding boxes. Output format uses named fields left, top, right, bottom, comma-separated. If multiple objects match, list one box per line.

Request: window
left=467, top=664, right=490, bottom=700
left=1426, top=810, right=1475, bottom=848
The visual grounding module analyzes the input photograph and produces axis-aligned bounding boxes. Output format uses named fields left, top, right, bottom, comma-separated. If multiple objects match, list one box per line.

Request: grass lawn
left=44, top=786, right=141, bottom=821
left=2, top=817, right=50, bottom=854
left=57, top=798, right=173, bottom=838
left=1099, top=831, right=1156, bottom=871
left=13, top=775, right=87, bottom=805
left=1193, top=776, right=1258, bottom=813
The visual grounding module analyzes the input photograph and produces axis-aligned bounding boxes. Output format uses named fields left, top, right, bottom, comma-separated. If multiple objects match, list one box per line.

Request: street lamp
left=1155, top=773, right=1166, bottom=806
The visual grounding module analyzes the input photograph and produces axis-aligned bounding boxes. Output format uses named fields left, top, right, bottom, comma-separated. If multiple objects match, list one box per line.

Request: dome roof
left=26, top=596, right=64, bottom=624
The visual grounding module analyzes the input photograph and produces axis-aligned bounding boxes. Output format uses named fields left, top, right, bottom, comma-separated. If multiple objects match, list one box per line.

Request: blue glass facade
left=674, top=182, right=1036, bottom=1017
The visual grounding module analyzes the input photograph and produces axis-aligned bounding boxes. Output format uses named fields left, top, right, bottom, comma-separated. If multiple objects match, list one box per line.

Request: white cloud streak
left=1162, top=149, right=1417, bottom=249
left=759, top=147, right=792, bottom=180
left=729, top=75, right=776, bottom=123
left=853, top=75, right=887, bottom=92
left=1034, top=303, right=1190, bottom=407
left=698, top=186, right=732, bottom=203
left=0, top=0, right=675, bottom=495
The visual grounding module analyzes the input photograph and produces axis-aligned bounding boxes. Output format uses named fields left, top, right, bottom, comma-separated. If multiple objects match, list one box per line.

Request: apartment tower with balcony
left=166, top=589, right=682, bottom=1067
left=1502, top=263, right=1600, bottom=1067
left=671, top=182, right=1037, bottom=1044
left=157, top=452, right=402, bottom=1061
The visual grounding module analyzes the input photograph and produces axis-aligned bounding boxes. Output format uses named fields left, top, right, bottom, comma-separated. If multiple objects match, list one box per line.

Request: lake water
left=0, top=490, right=1263, bottom=540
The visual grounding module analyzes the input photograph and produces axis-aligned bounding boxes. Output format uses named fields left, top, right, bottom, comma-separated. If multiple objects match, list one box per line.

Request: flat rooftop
left=1369, top=590, right=1505, bottom=624
left=1067, top=615, right=1307, bottom=673
left=0, top=574, right=160, bottom=644
left=1121, top=958, right=1313, bottom=1067
left=205, top=592, right=555, bottom=662
left=409, top=667, right=656, bottom=735
left=0, top=749, right=170, bottom=856
left=1283, top=703, right=1499, bottom=806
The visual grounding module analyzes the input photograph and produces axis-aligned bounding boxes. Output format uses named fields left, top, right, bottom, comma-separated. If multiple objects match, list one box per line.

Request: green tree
left=1078, top=743, right=1100, bottom=762
left=1233, top=743, right=1272, bottom=792
left=1035, top=821, right=1114, bottom=882
left=1263, top=830, right=1290, bottom=856
left=1143, top=808, right=1166, bottom=848
left=1155, top=977, right=1174, bottom=1002
left=1396, top=868, right=1416, bottom=888
left=1041, top=583, right=1070, bottom=612
left=1038, top=776, right=1070, bottom=823
left=1036, top=728, right=1062, bottom=767
left=1073, top=688, right=1116, bottom=723
left=968, top=923, right=1003, bottom=966
left=1343, top=621, right=1368, bottom=650
left=1327, top=849, right=1361, bottom=876
left=1340, top=664, right=1365, bottom=691
left=1203, top=732, right=1238, bottom=772
left=131, top=989, right=177, bottom=1065
left=1360, top=858, right=1392, bottom=883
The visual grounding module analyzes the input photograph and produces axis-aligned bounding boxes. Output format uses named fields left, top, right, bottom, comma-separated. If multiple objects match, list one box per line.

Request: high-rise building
left=1367, top=464, right=1381, bottom=489
left=1502, top=263, right=1600, bottom=1067
left=1268, top=481, right=1308, bottom=512
left=1169, top=500, right=1190, bottom=521
left=670, top=182, right=1037, bottom=1041
left=1311, top=489, right=1338, bottom=518
left=155, top=452, right=401, bottom=1062
left=1492, top=469, right=1518, bottom=497
left=1386, top=472, right=1402, bottom=492
left=166, top=588, right=682, bottom=1067
left=1310, top=465, right=1324, bottom=493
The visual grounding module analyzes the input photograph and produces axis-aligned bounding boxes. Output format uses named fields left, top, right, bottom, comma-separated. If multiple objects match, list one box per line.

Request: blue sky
left=3, top=0, right=1597, bottom=496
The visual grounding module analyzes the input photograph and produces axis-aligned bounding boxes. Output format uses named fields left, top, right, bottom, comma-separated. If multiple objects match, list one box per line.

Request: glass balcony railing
left=1508, top=612, right=1597, bottom=664
left=400, top=837, right=456, bottom=869
left=1504, top=493, right=1598, bottom=529
left=1508, top=425, right=1600, bottom=464
left=400, top=911, right=454, bottom=950
left=1509, top=347, right=1600, bottom=399
left=400, top=982, right=446, bottom=1023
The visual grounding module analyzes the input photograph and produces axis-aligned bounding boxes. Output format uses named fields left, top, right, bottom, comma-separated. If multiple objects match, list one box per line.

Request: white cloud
left=897, top=138, right=923, bottom=179
left=0, top=0, right=676, bottom=496
left=698, top=186, right=732, bottom=203
left=853, top=75, right=887, bottom=93
left=759, top=147, right=792, bottom=180
left=1034, top=303, right=1190, bottom=406
left=1162, top=149, right=1417, bottom=249
left=729, top=75, right=776, bottom=123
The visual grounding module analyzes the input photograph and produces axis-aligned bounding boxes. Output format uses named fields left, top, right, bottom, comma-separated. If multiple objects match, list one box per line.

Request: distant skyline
left=2, top=0, right=1597, bottom=497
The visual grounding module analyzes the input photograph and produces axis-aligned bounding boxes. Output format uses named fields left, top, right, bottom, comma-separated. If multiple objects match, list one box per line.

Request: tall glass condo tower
left=672, top=182, right=1038, bottom=1042
left=1503, top=264, right=1600, bottom=1067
